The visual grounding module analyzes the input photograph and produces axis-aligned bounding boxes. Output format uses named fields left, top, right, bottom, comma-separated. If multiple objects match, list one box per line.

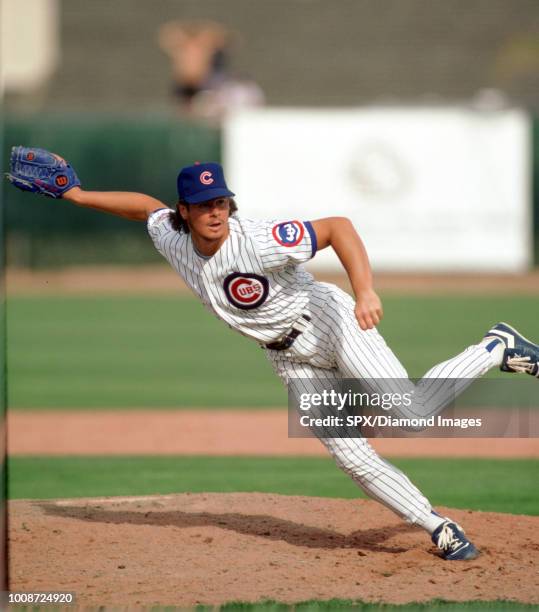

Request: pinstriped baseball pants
left=265, top=283, right=494, bottom=530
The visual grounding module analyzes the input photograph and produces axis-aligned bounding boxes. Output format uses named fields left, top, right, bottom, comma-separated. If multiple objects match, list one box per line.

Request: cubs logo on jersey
left=223, top=272, right=269, bottom=310
left=272, top=221, right=305, bottom=247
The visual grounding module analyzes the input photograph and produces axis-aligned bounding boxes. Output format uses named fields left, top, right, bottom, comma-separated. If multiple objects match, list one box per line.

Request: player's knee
left=334, top=456, right=379, bottom=481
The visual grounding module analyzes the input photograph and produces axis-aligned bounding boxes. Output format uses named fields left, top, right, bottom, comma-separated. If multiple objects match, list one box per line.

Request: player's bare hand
left=354, top=289, right=383, bottom=330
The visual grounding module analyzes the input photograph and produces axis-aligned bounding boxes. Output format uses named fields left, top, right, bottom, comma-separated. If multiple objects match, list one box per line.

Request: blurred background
left=1, top=0, right=538, bottom=268
left=2, top=0, right=538, bottom=522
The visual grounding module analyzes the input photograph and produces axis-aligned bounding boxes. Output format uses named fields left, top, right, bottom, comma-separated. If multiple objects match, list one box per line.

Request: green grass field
left=196, top=602, right=539, bottom=611
left=8, top=456, right=539, bottom=515
left=7, top=293, right=539, bottom=408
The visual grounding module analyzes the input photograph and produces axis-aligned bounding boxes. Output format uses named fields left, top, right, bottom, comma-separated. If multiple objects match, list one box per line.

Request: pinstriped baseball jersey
left=148, top=208, right=318, bottom=343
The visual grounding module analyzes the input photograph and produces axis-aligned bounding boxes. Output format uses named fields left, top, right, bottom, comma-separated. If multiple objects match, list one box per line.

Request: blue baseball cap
left=177, top=162, right=235, bottom=204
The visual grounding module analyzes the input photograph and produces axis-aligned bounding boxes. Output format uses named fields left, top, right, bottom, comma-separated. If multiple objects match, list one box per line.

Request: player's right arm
left=311, top=216, right=382, bottom=331
left=62, top=186, right=168, bottom=221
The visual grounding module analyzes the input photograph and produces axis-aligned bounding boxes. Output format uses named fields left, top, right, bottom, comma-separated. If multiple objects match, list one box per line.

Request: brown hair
left=168, top=198, right=238, bottom=233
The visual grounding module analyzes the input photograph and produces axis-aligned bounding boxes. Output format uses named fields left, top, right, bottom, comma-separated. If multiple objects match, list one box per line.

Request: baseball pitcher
left=7, top=146, right=539, bottom=560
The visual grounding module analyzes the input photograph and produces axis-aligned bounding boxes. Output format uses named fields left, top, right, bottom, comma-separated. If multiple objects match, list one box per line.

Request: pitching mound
left=9, top=493, right=539, bottom=608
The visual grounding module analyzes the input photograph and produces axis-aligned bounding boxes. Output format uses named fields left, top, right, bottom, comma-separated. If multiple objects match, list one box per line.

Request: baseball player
left=6, top=146, right=539, bottom=561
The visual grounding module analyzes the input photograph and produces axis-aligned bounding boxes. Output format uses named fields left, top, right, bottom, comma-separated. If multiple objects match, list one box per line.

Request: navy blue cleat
left=432, top=520, right=480, bottom=560
left=484, top=322, right=539, bottom=378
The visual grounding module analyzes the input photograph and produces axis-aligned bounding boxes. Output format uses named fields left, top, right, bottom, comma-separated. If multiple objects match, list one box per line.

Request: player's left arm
left=311, top=217, right=382, bottom=331
left=63, top=186, right=167, bottom=221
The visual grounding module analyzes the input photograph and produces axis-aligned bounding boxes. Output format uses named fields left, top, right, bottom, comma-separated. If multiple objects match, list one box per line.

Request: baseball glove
left=5, top=146, right=81, bottom=198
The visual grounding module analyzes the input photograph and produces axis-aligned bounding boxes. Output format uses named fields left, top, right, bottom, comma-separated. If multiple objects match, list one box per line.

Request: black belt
left=265, top=315, right=311, bottom=351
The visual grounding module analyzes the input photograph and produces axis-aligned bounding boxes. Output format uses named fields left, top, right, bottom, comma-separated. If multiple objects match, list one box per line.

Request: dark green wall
left=3, top=115, right=220, bottom=266
left=533, top=118, right=539, bottom=262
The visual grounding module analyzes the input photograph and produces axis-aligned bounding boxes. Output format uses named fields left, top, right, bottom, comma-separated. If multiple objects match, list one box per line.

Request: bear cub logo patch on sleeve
left=272, top=221, right=305, bottom=247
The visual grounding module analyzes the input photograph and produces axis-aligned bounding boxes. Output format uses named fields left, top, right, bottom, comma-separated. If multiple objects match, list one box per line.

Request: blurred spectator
left=158, top=19, right=264, bottom=120
left=192, top=74, right=265, bottom=121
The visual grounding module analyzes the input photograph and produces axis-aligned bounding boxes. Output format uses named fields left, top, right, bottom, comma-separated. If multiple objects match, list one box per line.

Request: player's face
left=179, top=197, right=231, bottom=250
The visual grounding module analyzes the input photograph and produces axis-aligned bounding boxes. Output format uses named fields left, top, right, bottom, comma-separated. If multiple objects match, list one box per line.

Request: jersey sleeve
left=147, top=207, right=177, bottom=257
left=251, top=219, right=318, bottom=271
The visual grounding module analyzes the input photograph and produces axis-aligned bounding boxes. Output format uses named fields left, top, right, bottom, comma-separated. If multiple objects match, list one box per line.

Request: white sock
left=479, top=337, right=505, bottom=367
left=420, top=510, right=447, bottom=534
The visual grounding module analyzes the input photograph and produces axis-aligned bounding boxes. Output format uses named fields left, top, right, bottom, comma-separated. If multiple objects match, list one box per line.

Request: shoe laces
left=436, top=522, right=465, bottom=552
left=506, top=354, right=539, bottom=376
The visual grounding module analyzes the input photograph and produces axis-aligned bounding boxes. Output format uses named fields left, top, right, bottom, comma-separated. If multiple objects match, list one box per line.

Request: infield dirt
left=7, top=266, right=539, bottom=295
left=8, top=409, right=539, bottom=457
left=9, top=492, right=539, bottom=607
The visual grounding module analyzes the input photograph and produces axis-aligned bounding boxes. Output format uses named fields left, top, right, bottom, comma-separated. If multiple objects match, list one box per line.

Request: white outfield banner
left=224, top=108, right=532, bottom=272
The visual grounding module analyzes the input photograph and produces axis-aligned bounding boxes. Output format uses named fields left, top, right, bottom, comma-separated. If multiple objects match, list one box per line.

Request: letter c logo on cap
left=200, top=171, right=214, bottom=185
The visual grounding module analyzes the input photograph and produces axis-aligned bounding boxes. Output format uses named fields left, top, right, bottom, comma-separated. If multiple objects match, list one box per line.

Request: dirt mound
left=9, top=493, right=539, bottom=608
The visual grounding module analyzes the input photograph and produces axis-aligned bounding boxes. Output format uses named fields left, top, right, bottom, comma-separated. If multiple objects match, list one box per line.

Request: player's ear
left=178, top=202, right=189, bottom=220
